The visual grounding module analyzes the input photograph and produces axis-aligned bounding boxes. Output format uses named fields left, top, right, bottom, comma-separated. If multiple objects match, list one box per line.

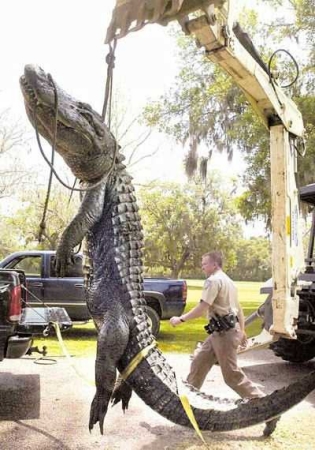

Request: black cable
left=37, top=74, right=59, bottom=242
left=102, top=38, right=117, bottom=124
left=268, top=48, right=299, bottom=89
left=34, top=119, right=117, bottom=192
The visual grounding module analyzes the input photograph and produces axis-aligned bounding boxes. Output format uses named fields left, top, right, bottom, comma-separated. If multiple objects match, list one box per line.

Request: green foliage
left=229, top=237, right=272, bottom=282
left=0, top=187, right=80, bottom=258
left=143, top=1, right=315, bottom=225
left=143, top=36, right=245, bottom=172
left=138, top=177, right=243, bottom=278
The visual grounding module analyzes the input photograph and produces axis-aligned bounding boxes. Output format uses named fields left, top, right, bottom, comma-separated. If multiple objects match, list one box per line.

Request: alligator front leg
left=89, top=313, right=129, bottom=434
left=55, top=182, right=107, bottom=276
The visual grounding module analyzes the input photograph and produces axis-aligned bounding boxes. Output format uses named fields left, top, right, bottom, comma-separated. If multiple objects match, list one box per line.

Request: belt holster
left=204, top=313, right=238, bottom=335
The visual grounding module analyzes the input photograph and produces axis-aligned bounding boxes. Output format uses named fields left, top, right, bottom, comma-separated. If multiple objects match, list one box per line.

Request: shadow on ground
left=0, top=372, right=40, bottom=420
left=242, top=358, right=315, bottom=405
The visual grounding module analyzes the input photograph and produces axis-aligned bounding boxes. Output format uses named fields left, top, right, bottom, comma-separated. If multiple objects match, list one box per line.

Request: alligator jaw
left=20, top=64, right=117, bottom=182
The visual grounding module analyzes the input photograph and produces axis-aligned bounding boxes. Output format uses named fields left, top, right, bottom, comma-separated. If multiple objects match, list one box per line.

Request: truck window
left=9, top=255, right=42, bottom=277
left=50, top=255, right=84, bottom=278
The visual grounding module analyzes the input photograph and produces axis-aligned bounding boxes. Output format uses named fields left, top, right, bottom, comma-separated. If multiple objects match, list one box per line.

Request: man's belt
left=204, top=313, right=238, bottom=335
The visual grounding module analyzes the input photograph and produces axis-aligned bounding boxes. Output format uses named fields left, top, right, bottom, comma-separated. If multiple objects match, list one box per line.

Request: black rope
left=37, top=73, right=59, bottom=242
left=68, top=177, right=78, bottom=206
left=101, top=38, right=117, bottom=126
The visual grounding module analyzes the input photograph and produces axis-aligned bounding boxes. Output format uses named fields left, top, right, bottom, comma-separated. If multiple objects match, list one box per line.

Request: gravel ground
left=0, top=348, right=315, bottom=450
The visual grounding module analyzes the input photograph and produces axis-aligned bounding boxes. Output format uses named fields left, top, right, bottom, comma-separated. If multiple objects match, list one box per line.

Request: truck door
left=45, top=254, right=90, bottom=321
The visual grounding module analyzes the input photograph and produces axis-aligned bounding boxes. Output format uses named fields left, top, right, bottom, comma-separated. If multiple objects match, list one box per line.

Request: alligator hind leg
left=111, top=375, right=132, bottom=411
left=89, top=314, right=129, bottom=434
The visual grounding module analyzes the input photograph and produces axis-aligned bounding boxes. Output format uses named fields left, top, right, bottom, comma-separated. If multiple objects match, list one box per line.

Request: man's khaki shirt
left=201, top=269, right=240, bottom=319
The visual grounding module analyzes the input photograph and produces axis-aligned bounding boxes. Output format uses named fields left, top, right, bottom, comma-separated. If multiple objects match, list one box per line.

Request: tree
left=142, top=3, right=315, bottom=225
left=229, top=237, right=272, bottom=282
left=0, top=187, right=80, bottom=258
left=105, top=88, right=161, bottom=178
left=0, top=107, right=32, bottom=199
left=138, top=176, right=243, bottom=278
left=143, top=33, right=246, bottom=176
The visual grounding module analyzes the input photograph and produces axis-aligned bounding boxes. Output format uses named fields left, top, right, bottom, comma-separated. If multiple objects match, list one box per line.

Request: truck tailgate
left=18, top=307, right=72, bottom=334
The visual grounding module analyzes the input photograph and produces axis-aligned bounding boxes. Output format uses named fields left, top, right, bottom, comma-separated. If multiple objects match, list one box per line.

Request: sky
left=0, top=0, right=248, bottom=183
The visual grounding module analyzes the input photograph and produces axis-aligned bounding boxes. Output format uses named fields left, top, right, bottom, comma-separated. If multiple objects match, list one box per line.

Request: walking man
left=170, top=250, right=279, bottom=436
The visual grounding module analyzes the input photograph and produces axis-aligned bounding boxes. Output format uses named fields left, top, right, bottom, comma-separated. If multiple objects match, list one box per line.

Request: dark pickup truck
left=0, top=251, right=187, bottom=335
left=0, top=269, right=72, bottom=361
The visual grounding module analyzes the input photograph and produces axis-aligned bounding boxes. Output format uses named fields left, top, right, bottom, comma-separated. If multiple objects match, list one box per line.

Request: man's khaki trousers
left=187, top=325, right=264, bottom=399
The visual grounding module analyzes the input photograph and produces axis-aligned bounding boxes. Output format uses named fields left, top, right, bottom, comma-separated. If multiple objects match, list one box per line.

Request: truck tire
left=144, top=306, right=160, bottom=337
left=270, top=336, right=315, bottom=362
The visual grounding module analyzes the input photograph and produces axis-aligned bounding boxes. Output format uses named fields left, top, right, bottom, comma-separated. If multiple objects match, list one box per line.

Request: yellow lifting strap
left=179, top=390, right=208, bottom=446
left=52, top=322, right=95, bottom=387
left=120, top=340, right=207, bottom=446
left=120, top=341, right=156, bottom=379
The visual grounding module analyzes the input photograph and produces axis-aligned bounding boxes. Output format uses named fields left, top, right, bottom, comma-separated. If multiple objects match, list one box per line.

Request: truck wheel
left=270, top=336, right=315, bottom=362
left=144, top=306, right=160, bottom=337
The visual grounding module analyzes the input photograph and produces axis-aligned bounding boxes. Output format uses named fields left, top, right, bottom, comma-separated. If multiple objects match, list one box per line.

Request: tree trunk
left=171, top=247, right=190, bottom=278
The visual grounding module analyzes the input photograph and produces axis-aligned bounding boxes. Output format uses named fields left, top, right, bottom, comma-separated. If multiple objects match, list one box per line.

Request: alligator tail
left=121, top=348, right=315, bottom=431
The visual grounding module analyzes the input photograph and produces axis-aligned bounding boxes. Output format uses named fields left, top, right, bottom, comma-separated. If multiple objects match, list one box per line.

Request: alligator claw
left=111, top=380, right=132, bottom=412
left=54, top=248, right=73, bottom=277
left=89, top=393, right=109, bottom=434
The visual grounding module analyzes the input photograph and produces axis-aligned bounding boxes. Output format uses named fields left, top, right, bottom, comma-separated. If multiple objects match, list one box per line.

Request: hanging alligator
left=20, top=64, right=315, bottom=436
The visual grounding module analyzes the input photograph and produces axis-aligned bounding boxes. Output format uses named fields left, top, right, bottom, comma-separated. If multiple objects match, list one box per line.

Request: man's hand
left=240, top=329, right=248, bottom=348
left=170, top=316, right=183, bottom=327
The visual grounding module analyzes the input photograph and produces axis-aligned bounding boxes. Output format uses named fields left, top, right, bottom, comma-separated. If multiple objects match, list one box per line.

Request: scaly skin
left=20, top=64, right=315, bottom=435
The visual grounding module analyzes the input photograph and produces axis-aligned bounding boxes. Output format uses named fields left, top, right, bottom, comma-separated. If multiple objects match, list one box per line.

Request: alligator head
left=20, top=64, right=117, bottom=182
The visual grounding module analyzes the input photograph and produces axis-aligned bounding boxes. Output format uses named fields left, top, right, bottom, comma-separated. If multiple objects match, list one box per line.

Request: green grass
left=32, top=280, right=265, bottom=357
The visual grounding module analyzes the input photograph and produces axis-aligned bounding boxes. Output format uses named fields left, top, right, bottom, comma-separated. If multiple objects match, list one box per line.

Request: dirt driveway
left=0, top=348, right=315, bottom=450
